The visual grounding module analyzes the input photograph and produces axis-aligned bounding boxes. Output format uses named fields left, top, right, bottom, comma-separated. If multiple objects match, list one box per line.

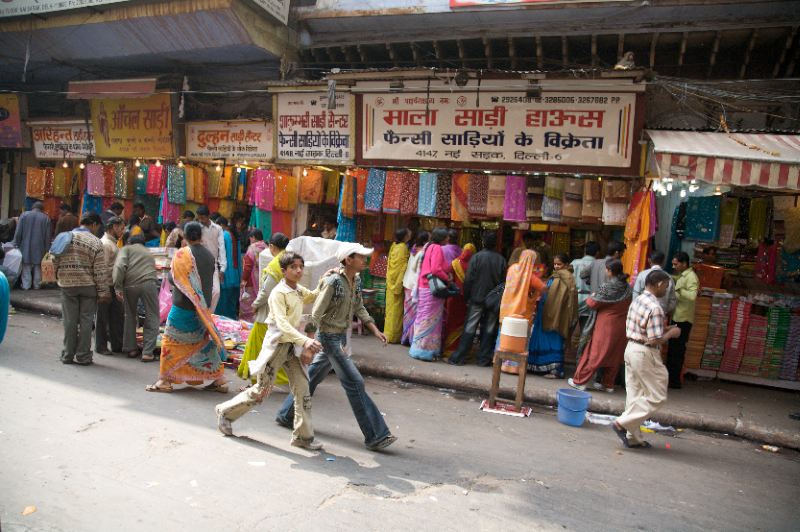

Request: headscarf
left=452, top=243, right=476, bottom=284
left=574, top=275, right=633, bottom=360
left=500, top=249, right=540, bottom=324
left=265, top=249, right=285, bottom=282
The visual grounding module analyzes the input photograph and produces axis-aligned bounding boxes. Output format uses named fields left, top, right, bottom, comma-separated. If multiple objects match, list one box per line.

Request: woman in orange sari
left=442, top=243, right=476, bottom=358
left=499, top=249, right=548, bottom=374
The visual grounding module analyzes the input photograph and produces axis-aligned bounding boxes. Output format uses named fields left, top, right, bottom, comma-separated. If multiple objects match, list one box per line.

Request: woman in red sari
left=442, top=243, right=476, bottom=358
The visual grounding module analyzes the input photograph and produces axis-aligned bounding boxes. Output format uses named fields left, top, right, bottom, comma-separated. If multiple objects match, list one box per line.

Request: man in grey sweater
left=113, top=234, right=159, bottom=362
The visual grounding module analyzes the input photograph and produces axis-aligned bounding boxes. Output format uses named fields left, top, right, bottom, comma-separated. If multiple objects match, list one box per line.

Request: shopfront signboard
left=0, top=0, right=127, bottom=17
left=0, top=94, right=23, bottom=149
left=186, top=121, right=273, bottom=160
left=89, top=93, right=173, bottom=158
left=250, top=0, right=291, bottom=24
left=450, top=0, right=631, bottom=6
left=29, top=120, right=95, bottom=159
left=361, top=91, right=637, bottom=168
left=275, top=91, right=353, bottom=164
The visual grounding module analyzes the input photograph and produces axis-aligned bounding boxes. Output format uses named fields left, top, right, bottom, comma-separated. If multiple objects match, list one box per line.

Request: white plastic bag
left=3, top=247, right=22, bottom=276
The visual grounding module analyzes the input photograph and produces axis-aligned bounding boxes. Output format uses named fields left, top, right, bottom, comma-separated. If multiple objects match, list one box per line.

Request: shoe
left=96, top=350, right=113, bottom=356
left=215, top=406, right=233, bottom=436
left=668, top=382, right=682, bottom=390
left=447, top=359, right=465, bottom=366
left=367, top=435, right=398, bottom=452
left=275, top=416, right=293, bottom=429
left=568, top=378, right=586, bottom=391
left=593, top=383, right=615, bottom=393
left=291, top=438, right=324, bottom=450
left=60, top=358, right=74, bottom=365
left=76, top=360, right=93, bottom=366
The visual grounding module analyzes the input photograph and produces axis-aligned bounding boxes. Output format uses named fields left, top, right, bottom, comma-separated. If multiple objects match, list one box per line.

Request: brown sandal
left=145, top=382, right=173, bottom=393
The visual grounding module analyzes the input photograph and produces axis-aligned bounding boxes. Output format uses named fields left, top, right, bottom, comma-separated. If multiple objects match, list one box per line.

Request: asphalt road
left=1, top=311, right=798, bottom=532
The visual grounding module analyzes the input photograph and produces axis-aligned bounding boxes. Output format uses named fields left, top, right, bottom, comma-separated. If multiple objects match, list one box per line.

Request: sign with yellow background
left=90, top=93, right=173, bottom=158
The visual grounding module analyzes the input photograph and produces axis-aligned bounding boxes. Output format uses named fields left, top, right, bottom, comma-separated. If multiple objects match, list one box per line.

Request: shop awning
left=646, top=130, right=800, bottom=190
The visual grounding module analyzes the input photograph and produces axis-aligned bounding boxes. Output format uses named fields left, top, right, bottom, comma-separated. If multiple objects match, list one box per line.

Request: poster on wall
left=0, top=0, right=127, bottom=18
left=186, top=122, right=273, bottom=160
left=0, top=94, right=23, bottom=149
left=362, top=91, right=636, bottom=168
left=29, top=120, right=95, bottom=159
left=276, top=91, right=352, bottom=163
left=89, top=93, right=173, bottom=158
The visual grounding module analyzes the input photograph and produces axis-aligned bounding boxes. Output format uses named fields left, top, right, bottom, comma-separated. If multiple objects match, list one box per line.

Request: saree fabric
left=399, top=171, right=420, bottom=215
left=467, top=174, right=488, bottom=218
left=685, top=196, right=722, bottom=241
left=159, top=248, right=226, bottom=383
left=102, top=164, right=115, bottom=197
left=382, top=171, right=404, bottom=214
left=436, top=173, right=452, bottom=219
left=418, top=172, right=438, bottom=217
left=167, top=166, right=187, bottom=205
left=504, top=175, right=527, bottom=222
left=253, top=169, right=275, bottom=211
left=146, top=165, right=163, bottom=195
left=540, top=269, right=579, bottom=341
left=274, top=170, right=295, bottom=211
left=365, top=168, right=387, bottom=213
left=300, top=169, right=324, bottom=204
left=526, top=283, right=566, bottom=376
left=451, top=173, right=471, bottom=221
left=385, top=242, right=411, bottom=343
left=86, top=164, right=103, bottom=196
left=325, top=170, right=340, bottom=204
left=500, top=249, right=543, bottom=325
left=442, top=244, right=476, bottom=357
left=486, top=175, right=506, bottom=217
left=623, top=191, right=654, bottom=285
left=135, top=165, right=148, bottom=195
left=409, top=243, right=448, bottom=360
left=249, top=208, right=271, bottom=239
left=53, top=167, right=68, bottom=198
left=216, top=230, right=240, bottom=320
left=354, top=168, right=369, bottom=215
left=114, top=165, right=128, bottom=198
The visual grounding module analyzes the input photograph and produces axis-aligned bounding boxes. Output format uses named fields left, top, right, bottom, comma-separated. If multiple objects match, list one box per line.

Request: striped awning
left=646, top=130, right=800, bottom=190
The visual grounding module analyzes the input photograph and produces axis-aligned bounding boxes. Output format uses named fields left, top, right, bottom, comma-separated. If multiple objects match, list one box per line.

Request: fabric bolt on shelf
left=417, top=172, right=437, bottom=217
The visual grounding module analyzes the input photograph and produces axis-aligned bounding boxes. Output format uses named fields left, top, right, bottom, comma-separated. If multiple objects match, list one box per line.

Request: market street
left=1, top=310, right=798, bottom=532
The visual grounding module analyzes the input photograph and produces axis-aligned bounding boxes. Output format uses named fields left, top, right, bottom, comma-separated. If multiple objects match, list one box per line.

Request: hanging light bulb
left=597, top=176, right=602, bottom=181
left=62, top=160, right=69, bottom=168
left=216, top=163, right=221, bottom=171
left=135, top=159, right=140, bottom=167
left=79, top=162, right=85, bottom=169
left=303, top=168, right=308, bottom=177
left=680, top=188, right=687, bottom=198
left=155, top=160, right=161, bottom=167
left=178, top=160, right=184, bottom=167
left=689, top=184, right=698, bottom=193
left=242, top=160, right=247, bottom=166
left=714, top=185, right=722, bottom=195
left=667, top=182, right=673, bottom=191
left=660, top=188, right=668, bottom=196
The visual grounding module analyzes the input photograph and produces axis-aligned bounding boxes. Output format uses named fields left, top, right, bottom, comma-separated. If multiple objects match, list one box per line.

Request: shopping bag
left=158, top=276, right=172, bottom=324
left=41, top=253, right=56, bottom=284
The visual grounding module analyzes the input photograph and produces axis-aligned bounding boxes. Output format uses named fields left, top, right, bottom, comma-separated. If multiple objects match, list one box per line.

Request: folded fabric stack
left=582, top=179, right=603, bottom=224
left=780, top=304, right=800, bottom=381
left=701, top=293, right=734, bottom=370
left=561, top=178, right=583, bottom=223
left=720, top=299, right=752, bottom=373
left=738, top=245, right=758, bottom=278
left=685, top=296, right=711, bottom=369
left=738, top=304, right=769, bottom=376
left=761, top=306, right=791, bottom=379
left=716, top=246, right=741, bottom=275
left=372, top=277, right=387, bottom=326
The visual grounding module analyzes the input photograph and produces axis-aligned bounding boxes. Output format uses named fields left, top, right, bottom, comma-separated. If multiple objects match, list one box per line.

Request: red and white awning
left=646, top=130, right=800, bottom=190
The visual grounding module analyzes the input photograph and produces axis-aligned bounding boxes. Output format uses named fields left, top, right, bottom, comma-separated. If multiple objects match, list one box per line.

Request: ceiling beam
left=482, top=36, right=493, bottom=69
left=773, top=26, right=798, bottom=78
left=536, top=36, right=543, bottom=70
left=326, top=47, right=338, bottom=63
left=508, top=37, right=517, bottom=70
left=457, top=39, right=467, bottom=68
left=409, top=43, right=420, bottom=63
left=386, top=42, right=398, bottom=68
left=617, top=33, right=625, bottom=61
left=357, top=44, right=368, bottom=63
left=341, top=45, right=356, bottom=68
left=707, top=31, right=722, bottom=77
left=649, top=31, right=659, bottom=68
left=739, top=28, right=758, bottom=79
left=785, top=40, right=800, bottom=77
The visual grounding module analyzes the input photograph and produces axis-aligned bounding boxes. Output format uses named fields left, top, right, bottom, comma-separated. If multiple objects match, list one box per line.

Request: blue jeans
left=276, top=332, right=391, bottom=447
left=448, top=303, right=500, bottom=366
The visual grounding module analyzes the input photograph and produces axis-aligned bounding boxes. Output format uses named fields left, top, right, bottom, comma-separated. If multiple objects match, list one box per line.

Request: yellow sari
left=385, top=242, right=410, bottom=343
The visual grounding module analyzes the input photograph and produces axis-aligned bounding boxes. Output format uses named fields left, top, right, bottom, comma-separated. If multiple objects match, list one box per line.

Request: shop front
left=647, top=129, right=800, bottom=389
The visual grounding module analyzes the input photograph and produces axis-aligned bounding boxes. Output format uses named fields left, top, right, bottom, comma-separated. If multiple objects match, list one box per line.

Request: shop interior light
left=714, top=185, right=722, bottom=195
left=680, top=188, right=687, bottom=198
left=62, top=161, right=69, bottom=168
left=484, top=170, right=491, bottom=174
left=242, top=160, right=247, bottom=166
left=660, top=188, right=668, bottom=196
left=303, top=168, right=308, bottom=176
left=134, top=159, right=140, bottom=167
left=216, top=163, right=221, bottom=171
left=155, top=160, right=161, bottom=167
left=597, top=176, right=602, bottom=181
left=178, top=160, right=184, bottom=167
left=667, top=182, right=673, bottom=191
left=79, top=162, right=85, bottom=169
left=689, top=184, right=698, bottom=193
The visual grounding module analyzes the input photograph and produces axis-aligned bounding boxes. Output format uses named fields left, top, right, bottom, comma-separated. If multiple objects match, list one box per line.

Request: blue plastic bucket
left=556, top=388, right=593, bottom=427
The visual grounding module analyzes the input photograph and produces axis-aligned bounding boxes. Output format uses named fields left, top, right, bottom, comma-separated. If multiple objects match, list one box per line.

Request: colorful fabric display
left=526, top=175, right=545, bottom=194
left=300, top=169, right=324, bottom=204
left=206, top=166, right=222, bottom=198
left=541, top=195, right=562, bottom=223
left=399, top=171, right=420, bottom=215
left=218, top=199, right=236, bottom=219
left=755, top=243, right=778, bottom=284
left=86, top=164, right=104, bottom=196
left=167, top=166, right=187, bottom=205
left=135, top=165, right=148, bottom=195
left=102, top=164, right=115, bottom=197
left=602, top=201, right=628, bottom=225
left=44, top=169, right=54, bottom=197
left=431, top=173, right=450, bottom=219
left=382, top=171, right=404, bottom=213
left=467, top=174, right=488, bottom=218
left=526, top=194, right=543, bottom=218
left=249, top=207, right=271, bottom=239
left=487, top=174, right=506, bottom=217
left=252, top=169, right=275, bottom=211
left=339, top=171, right=356, bottom=219
left=685, top=196, right=722, bottom=241
left=325, top=170, right=340, bottom=204
left=365, top=168, right=387, bottom=213
left=544, top=176, right=565, bottom=199
left=355, top=168, right=369, bottom=215
left=503, top=175, right=527, bottom=222
left=602, top=180, right=630, bottom=203
left=274, top=170, right=294, bottom=211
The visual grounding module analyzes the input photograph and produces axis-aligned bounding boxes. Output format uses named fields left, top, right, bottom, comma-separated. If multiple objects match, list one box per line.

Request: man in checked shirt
left=611, top=269, right=682, bottom=449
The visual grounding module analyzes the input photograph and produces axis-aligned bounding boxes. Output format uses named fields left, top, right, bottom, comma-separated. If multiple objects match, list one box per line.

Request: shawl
left=387, top=242, right=411, bottom=295
left=487, top=174, right=506, bottom=217
left=206, top=166, right=222, bottom=198
left=167, top=166, right=187, bottom=205
left=500, top=249, right=540, bottom=324
left=467, top=174, right=488, bottom=217
left=450, top=174, right=470, bottom=222
left=340, top=171, right=356, bottom=218
left=452, top=243, right=476, bottom=283
left=575, top=276, right=633, bottom=360
left=503, top=175, right=527, bottom=222
left=354, top=168, right=369, bottom=214
left=399, top=171, right=420, bottom=215
left=436, top=173, right=452, bottom=219
left=365, top=168, right=386, bottom=213
left=265, top=249, right=285, bottom=282
left=135, top=165, right=148, bottom=195
left=382, top=171, right=404, bottom=213
left=86, top=164, right=104, bottom=196
left=114, top=164, right=128, bottom=198
left=146, top=164, right=163, bottom=195
left=325, top=170, right=340, bottom=204
left=418, top=172, right=438, bottom=217
left=171, top=247, right=226, bottom=353
left=540, top=269, right=579, bottom=340
left=300, top=169, right=324, bottom=203
left=253, top=169, right=275, bottom=211
left=102, top=164, right=115, bottom=197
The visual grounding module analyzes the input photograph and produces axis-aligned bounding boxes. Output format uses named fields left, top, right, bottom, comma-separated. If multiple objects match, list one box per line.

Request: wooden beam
left=591, top=34, right=598, bottom=67
left=356, top=45, right=368, bottom=64
left=341, top=45, right=356, bottom=68
left=482, top=36, right=493, bottom=69
left=562, top=35, right=569, bottom=68
left=326, top=47, right=338, bottom=62
left=773, top=26, right=798, bottom=78
left=617, top=33, right=625, bottom=61
left=409, top=43, right=420, bottom=63
left=649, top=32, right=659, bottom=68
left=432, top=40, right=441, bottom=59
left=508, top=37, right=517, bottom=70
left=678, top=31, right=689, bottom=68
left=536, top=36, right=543, bottom=70
left=386, top=43, right=398, bottom=68
left=739, top=29, right=759, bottom=79
left=311, top=48, right=323, bottom=63
left=457, top=39, right=467, bottom=68
left=707, top=31, right=722, bottom=77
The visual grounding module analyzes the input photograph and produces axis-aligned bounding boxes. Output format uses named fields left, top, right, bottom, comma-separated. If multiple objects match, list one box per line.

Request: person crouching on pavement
left=275, top=243, right=398, bottom=452
left=215, top=252, right=328, bottom=450
left=611, top=269, right=682, bottom=449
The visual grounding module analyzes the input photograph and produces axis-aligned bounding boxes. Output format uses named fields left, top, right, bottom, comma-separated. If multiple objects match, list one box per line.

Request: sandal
left=203, top=383, right=229, bottom=393
left=141, top=355, right=156, bottom=363
left=145, top=382, right=173, bottom=393
left=629, top=441, right=652, bottom=449
left=611, top=422, right=631, bottom=448
left=367, top=435, right=398, bottom=452
left=543, top=373, right=563, bottom=379
left=127, top=351, right=141, bottom=359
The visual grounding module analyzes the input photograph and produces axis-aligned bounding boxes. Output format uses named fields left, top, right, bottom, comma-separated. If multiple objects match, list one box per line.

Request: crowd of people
left=9, top=202, right=702, bottom=450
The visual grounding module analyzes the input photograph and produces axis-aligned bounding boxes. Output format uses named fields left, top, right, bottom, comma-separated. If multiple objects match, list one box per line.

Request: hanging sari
left=385, top=241, right=410, bottom=343
left=159, top=247, right=227, bottom=384
left=239, top=240, right=267, bottom=322
left=442, top=244, right=476, bottom=358
left=409, top=243, right=448, bottom=361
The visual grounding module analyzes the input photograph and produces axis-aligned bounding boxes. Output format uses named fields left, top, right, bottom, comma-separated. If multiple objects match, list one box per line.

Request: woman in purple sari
left=409, top=227, right=452, bottom=361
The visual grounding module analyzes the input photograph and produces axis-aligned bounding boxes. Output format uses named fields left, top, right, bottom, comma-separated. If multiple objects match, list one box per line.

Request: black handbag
left=427, top=274, right=461, bottom=299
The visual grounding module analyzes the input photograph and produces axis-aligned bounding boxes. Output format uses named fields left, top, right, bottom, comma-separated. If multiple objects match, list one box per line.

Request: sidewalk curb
left=11, top=295, right=800, bottom=451
left=351, top=357, right=800, bottom=451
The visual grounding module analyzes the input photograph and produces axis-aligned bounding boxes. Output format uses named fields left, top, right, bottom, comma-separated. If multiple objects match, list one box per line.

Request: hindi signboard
left=89, top=93, right=173, bottom=158
left=186, top=121, right=273, bottom=160
left=361, top=91, right=637, bottom=168
left=250, top=0, right=291, bottom=25
left=0, top=94, right=23, bottom=149
left=29, top=120, right=95, bottom=159
left=275, top=91, right=353, bottom=164
left=0, top=0, right=127, bottom=18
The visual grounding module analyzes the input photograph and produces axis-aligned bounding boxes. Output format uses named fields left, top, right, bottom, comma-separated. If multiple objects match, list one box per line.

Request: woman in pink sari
left=409, top=227, right=453, bottom=362
left=238, top=229, right=267, bottom=322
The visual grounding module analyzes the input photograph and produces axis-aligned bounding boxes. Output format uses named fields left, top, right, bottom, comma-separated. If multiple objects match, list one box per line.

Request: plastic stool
left=488, top=350, right=528, bottom=413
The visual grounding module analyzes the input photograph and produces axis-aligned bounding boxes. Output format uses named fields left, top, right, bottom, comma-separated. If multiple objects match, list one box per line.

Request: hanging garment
left=274, top=170, right=293, bottom=211
left=382, top=171, right=404, bottom=214
left=418, top=172, right=438, bottom=217
left=526, top=194, right=543, bottom=219
left=365, top=168, right=387, bottom=213
left=400, top=171, right=420, bottom=215
left=622, top=190, right=654, bottom=284
left=325, top=170, right=340, bottom=204
left=527, top=175, right=545, bottom=194
left=685, top=196, right=722, bottom=241
left=249, top=207, right=271, bottom=239
left=451, top=173, right=471, bottom=221
left=748, top=197, right=767, bottom=243
left=602, top=180, right=631, bottom=203
left=467, top=174, right=488, bottom=218
left=167, top=166, right=187, bottom=205
left=135, top=165, right=148, bottom=195
left=299, top=169, right=324, bottom=204
left=102, top=164, right=115, bottom=197
left=584, top=179, right=602, bottom=202
left=486, top=174, right=506, bottom=217
left=354, top=168, right=369, bottom=214
left=206, top=166, right=222, bottom=198
left=602, top=200, right=628, bottom=225
left=113, top=164, right=127, bottom=198
left=715, top=198, right=739, bottom=248
left=544, top=176, right=565, bottom=199
left=53, top=167, right=68, bottom=198
left=436, top=173, right=452, bottom=219
left=146, top=165, right=163, bottom=196
left=504, top=175, right=527, bottom=222
left=44, top=169, right=54, bottom=197
left=86, top=164, right=104, bottom=196
left=252, top=169, right=275, bottom=211
left=183, top=166, right=195, bottom=202
left=541, top=195, right=562, bottom=223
